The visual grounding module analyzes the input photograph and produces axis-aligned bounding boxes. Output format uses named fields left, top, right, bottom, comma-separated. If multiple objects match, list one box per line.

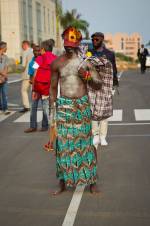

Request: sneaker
left=93, top=135, right=100, bottom=146
left=19, top=108, right=30, bottom=113
left=24, top=128, right=37, bottom=133
left=100, top=137, right=108, bottom=146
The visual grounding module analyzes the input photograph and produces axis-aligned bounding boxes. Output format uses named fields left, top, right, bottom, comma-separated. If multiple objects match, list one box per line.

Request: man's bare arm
left=0, top=66, right=8, bottom=77
left=50, top=61, right=59, bottom=106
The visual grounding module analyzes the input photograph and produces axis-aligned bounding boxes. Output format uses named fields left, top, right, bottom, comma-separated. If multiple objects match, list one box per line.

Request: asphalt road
left=1, top=69, right=150, bottom=226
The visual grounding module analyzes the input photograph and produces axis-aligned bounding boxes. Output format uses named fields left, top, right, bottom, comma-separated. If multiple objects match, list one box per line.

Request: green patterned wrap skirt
left=56, top=95, right=97, bottom=187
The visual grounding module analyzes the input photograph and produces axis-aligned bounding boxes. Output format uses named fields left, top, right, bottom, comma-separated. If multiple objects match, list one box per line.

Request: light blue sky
left=62, top=0, right=150, bottom=44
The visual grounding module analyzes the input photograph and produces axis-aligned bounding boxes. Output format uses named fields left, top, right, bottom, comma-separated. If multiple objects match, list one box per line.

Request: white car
left=146, top=55, right=150, bottom=67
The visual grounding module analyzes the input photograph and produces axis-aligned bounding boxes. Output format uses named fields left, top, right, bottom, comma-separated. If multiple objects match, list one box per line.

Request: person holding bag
left=89, top=32, right=114, bottom=147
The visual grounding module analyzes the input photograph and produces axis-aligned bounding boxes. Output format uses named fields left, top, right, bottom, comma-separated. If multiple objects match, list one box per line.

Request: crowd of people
left=0, top=26, right=120, bottom=194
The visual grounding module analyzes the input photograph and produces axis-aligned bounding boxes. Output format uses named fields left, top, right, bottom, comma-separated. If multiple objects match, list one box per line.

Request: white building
left=0, top=0, right=59, bottom=61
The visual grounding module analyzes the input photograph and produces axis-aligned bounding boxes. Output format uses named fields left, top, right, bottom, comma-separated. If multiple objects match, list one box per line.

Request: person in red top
left=24, top=40, right=57, bottom=133
left=33, top=41, right=57, bottom=96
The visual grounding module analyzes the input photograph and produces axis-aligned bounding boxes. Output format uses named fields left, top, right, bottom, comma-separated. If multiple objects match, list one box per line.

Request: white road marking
left=118, top=71, right=123, bottom=80
left=62, top=185, right=85, bottom=226
left=8, top=79, right=22, bottom=84
left=112, top=71, right=123, bottom=96
left=109, top=134, right=150, bottom=137
left=1, top=109, right=150, bottom=124
left=108, top=110, right=123, bottom=121
left=14, top=111, right=43, bottom=122
left=8, top=103, right=19, bottom=107
left=0, top=111, right=16, bottom=122
left=134, top=109, right=150, bottom=121
left=109, top=122, right=150, bottom=126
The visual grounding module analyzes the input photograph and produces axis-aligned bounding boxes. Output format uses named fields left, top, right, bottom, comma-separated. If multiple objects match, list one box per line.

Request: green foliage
left=116, top=52, right=134, bottom=62
left=56, top=5, right=89, bottom=38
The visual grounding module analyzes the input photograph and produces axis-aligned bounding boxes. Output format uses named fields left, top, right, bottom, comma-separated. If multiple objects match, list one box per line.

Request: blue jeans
left=30, top=97, right=49, bottom=129
left=0, top=82, right=8, bottom=111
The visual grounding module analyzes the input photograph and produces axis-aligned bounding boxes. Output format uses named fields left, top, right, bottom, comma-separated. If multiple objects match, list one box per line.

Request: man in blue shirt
left=28, top=45, right=40, bottom=83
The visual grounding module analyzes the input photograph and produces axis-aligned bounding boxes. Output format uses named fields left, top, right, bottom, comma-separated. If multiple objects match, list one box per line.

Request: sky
left=62, top=0, right=150, bottom=44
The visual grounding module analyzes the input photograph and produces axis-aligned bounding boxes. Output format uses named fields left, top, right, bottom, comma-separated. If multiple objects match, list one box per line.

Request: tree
left=55, top=0, right=63, bottom=48
left=55, top=3, right=90, bottom=46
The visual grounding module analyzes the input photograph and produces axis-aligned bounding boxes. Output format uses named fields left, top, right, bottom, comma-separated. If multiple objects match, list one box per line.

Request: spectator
left=20, top=40, right=33, bottom=113
left=24, top=40, right=57, bottom=133
left=28, top=45, right=41, bottom=84
left=137, top=44, right=149, bottom=74
left=0, top=41, right=10, bottom=115
left=89, top=32, right=115, bottom=146
left=49, top=26, right=98, bottom=194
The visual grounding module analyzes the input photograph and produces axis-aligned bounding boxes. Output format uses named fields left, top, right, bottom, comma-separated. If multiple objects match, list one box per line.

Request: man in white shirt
left=20, top=40, right=33, bottom=113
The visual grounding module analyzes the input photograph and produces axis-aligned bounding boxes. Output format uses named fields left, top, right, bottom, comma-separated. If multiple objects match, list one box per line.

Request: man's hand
left=113, top=75, right=119, bottom=87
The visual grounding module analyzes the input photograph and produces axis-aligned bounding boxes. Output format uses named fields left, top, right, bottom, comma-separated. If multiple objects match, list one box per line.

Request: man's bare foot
left=90, top=184, right=100, bottom=194
left=52, top=180, right=66, bottom=196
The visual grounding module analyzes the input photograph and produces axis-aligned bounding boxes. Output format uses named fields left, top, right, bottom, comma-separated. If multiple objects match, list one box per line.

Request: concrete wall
left=0, top=0, right=21, bottom=60
left=0, top=0, right=61, bottom=61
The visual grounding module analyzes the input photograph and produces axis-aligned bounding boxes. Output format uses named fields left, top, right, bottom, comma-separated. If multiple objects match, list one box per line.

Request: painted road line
left=109, top=134, right=150, bottom=137
left=109, top=122, right=150, bottom=126
left=108, top=110, right=123, bottom=121
left=118, top=71, right=123, bottom=80
left=134, top=109, right=150, bottom=121
left=112, top=71, right=123, bottom=96
left=0, top=111, right=16, bottom=122
left=8, top=103, right=20, bottom=107
left=62, top=185, right=85, bottom=226
left=8, top=79, right=22, bottom=84
left=14, top=111, right=43, bottom=122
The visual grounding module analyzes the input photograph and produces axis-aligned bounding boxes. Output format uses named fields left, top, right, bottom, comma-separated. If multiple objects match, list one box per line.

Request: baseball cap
left=91, top=32, right=104, bottom=39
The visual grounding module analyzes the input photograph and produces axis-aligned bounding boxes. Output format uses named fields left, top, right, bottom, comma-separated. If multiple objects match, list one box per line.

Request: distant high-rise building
left=0, top=0, right=62, bottom=60
left=105, top=33, right=142, bottom=59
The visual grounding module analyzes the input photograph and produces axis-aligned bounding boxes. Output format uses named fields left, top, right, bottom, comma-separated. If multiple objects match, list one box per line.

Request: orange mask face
left=62, top=27, right=82, bottom=47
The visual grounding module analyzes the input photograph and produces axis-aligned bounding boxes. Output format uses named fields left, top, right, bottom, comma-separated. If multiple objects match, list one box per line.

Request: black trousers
left=140, top=59, right=146, bottom=73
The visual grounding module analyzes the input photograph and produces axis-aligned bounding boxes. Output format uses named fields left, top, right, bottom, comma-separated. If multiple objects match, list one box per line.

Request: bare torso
left=58, top=55, right=87, bottom=98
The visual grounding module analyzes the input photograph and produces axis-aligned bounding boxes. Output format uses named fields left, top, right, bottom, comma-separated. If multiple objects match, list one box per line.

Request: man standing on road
left=0, top=41, right=10, bottom=115
left=20, top=40, right=33, bottom=113
left=89, top=32, right=116, bottom=146
left=50, top=27, right=98, bottom=195
left=137, top=44, right=149, bottom=74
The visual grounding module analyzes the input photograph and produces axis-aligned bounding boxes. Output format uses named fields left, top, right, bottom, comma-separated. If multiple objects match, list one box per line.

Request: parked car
left=146, top=54, right=150, bottom=67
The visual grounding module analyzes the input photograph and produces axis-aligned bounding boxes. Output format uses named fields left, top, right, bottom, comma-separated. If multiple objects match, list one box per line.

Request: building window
left=137, top=38, right=140, bottom=48
left=36, top=2, right=42, bottom=43
left=48, top=9, right=50, bottom=33
left=43, top=6, right=46, bottom=32
left=22, top=0, right=28, bottom=39
left=52, top=11, right=55, bottom=34
left=121, top=38, right=124, bottom=50
left=28, top=0, right=33, bottom=42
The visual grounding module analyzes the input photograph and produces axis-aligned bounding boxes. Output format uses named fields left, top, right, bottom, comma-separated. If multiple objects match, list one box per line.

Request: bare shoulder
left=51, top=54, right=66, bottom=70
